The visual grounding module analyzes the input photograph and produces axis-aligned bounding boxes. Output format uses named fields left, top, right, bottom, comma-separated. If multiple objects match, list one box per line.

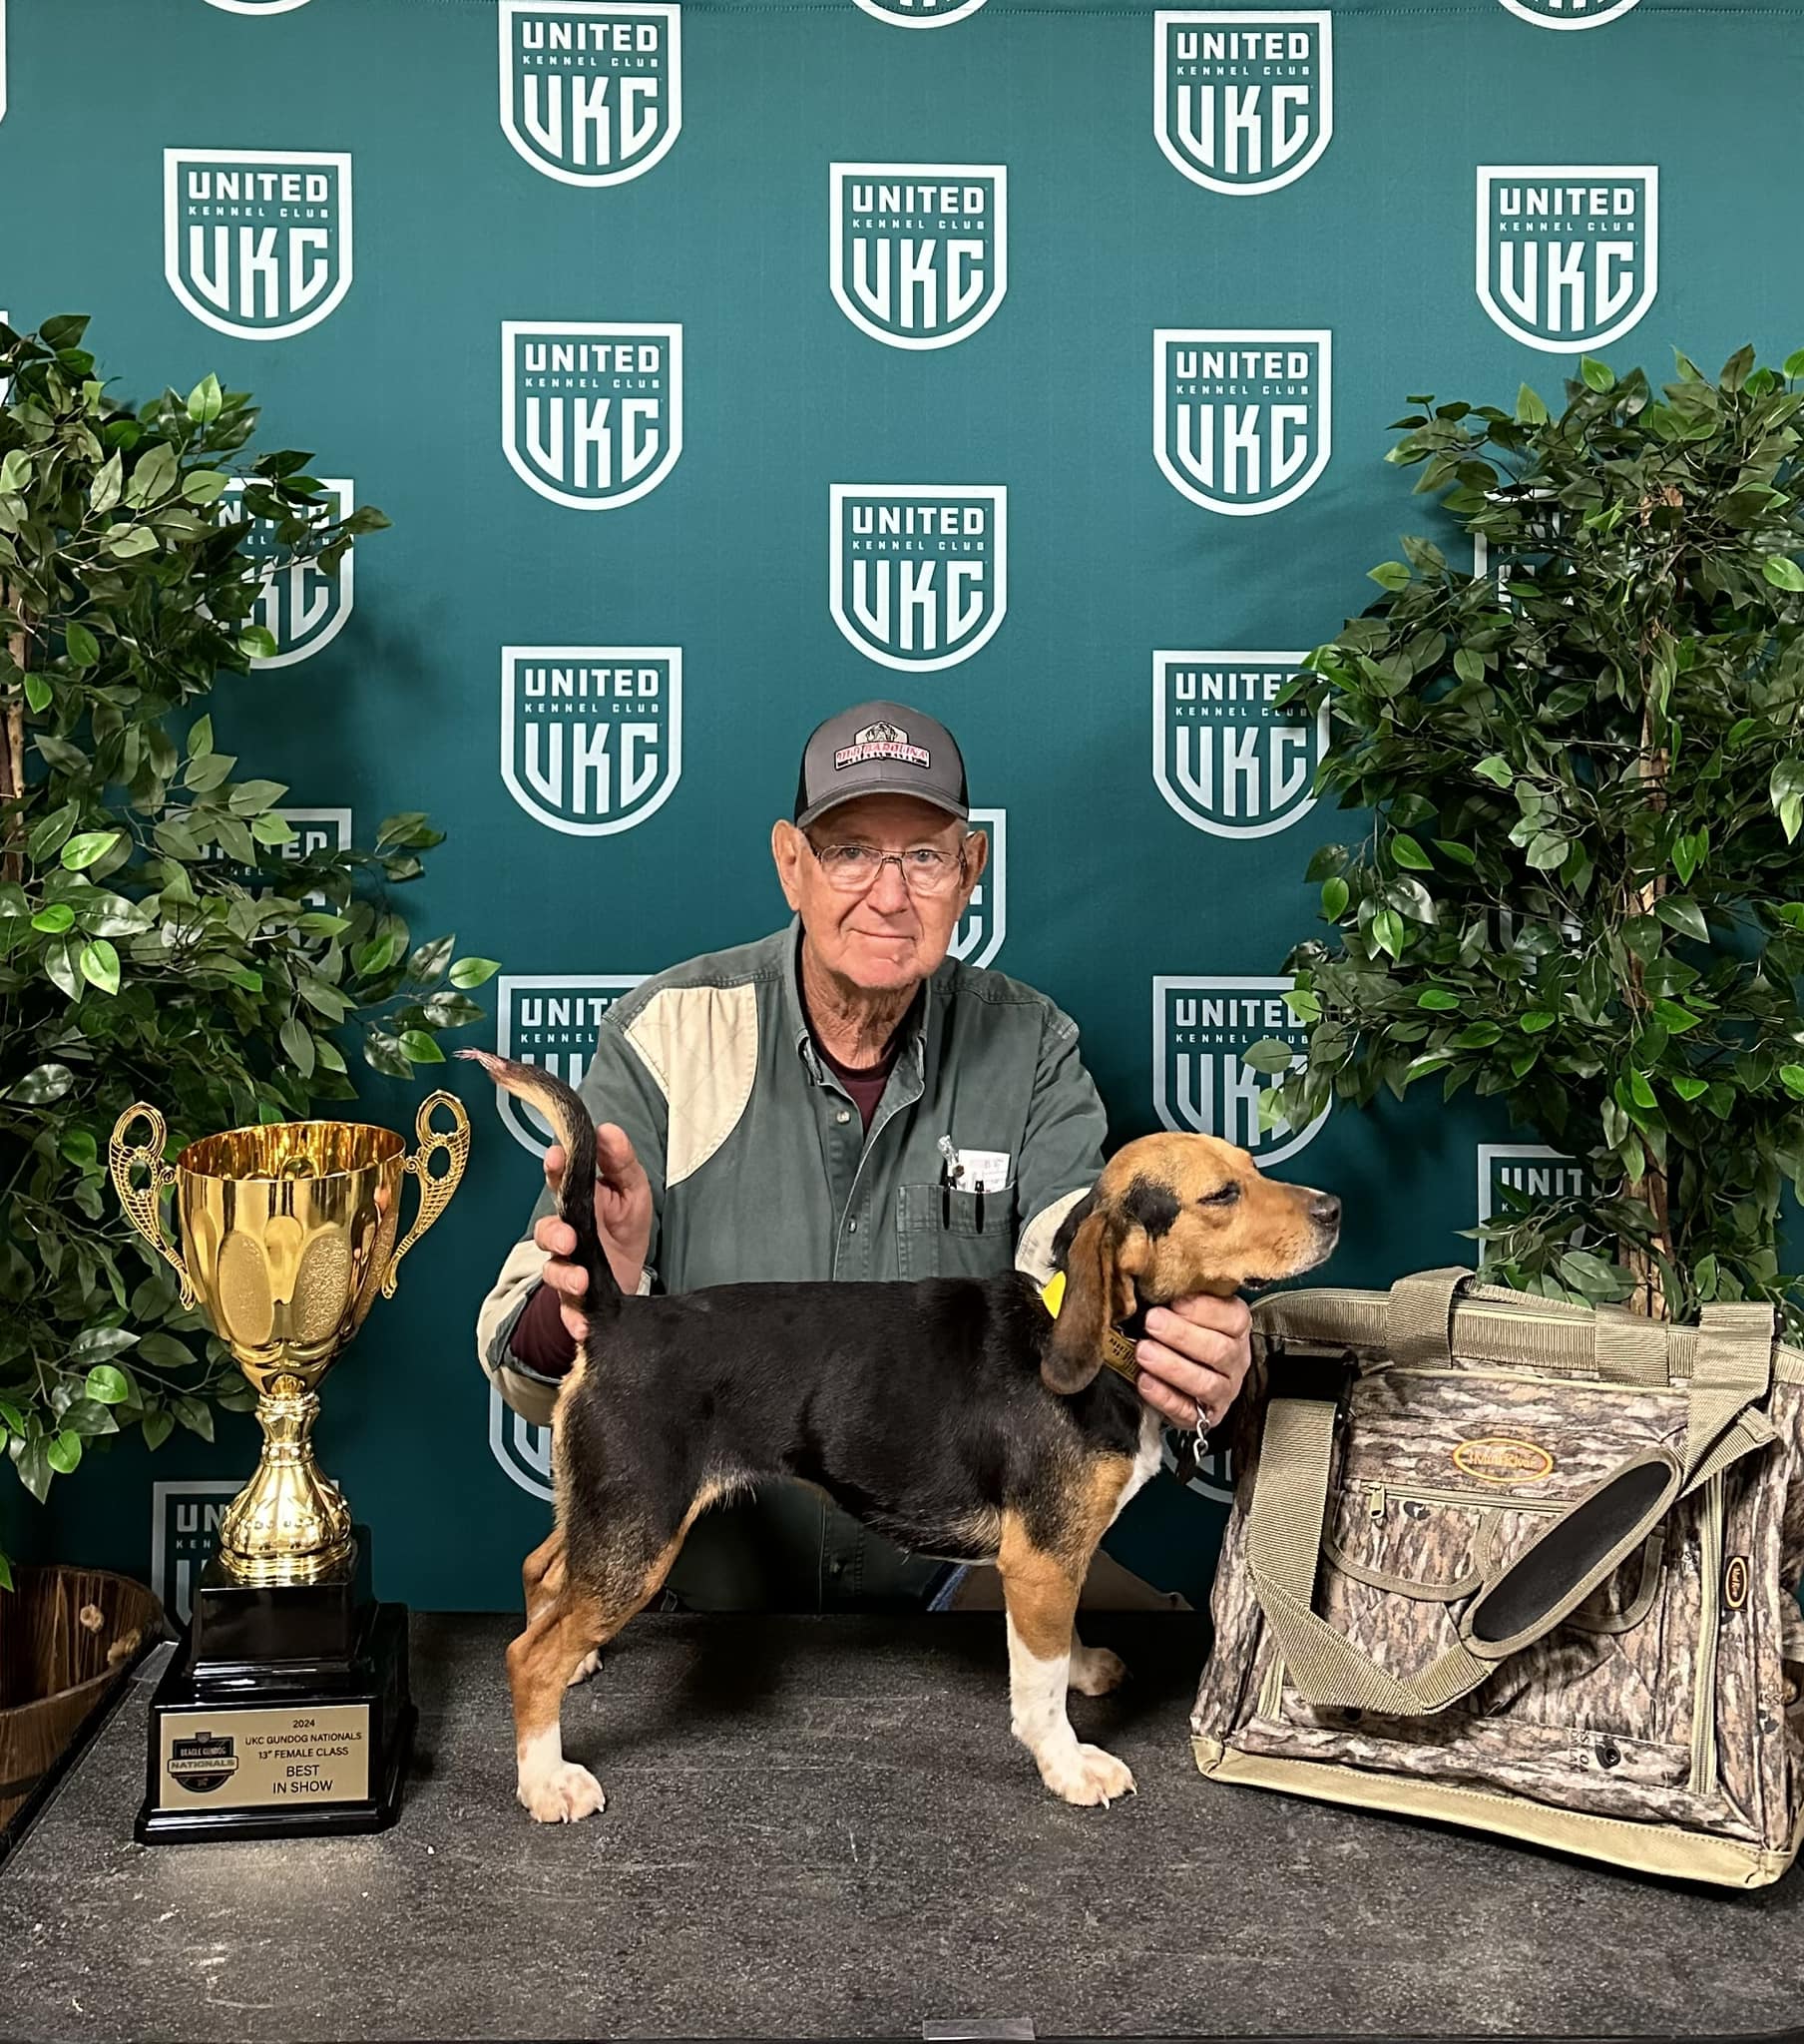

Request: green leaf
left=1670, top=1075, right=1710, bottom=1102
left=189, top=714, right=215, bottom=758
left=1629, top=1069, right=1657, bottom=1110
left=79, top=938, right=121, bottom=997
left=1391, top=832, right=1432, bottom=871
left=61, top=829, right=120, bottom=871
left=1520, top=1012, right=1558, bottom=1034
left=238, top=626, right=279, bottom=661
left=279, top=1014, right=317, bottom=1078
left=141, top=1409, right=176, bottom=1452
left=1516, top=383, right=1551, bottom=425
left=1367, top=561, right=1412, bottom=592
left=84, top=1365, right=132, bottom=1405
left=1652, top=1000, right=1701, bottom=1032
left=1475, top=756, right=1514, bottom=788
left=1579, top=357, right=1614, bottom=392
left=24, top=673, right=53, bottom=714
left=182, top=468, right=230, bottom=505
left=1371, top=908, right=1405, bottom=959
left=1320, top=877, right=1349, bottom=921
left=447, top=956, right=500, bottom=991
left=64, top=621, right=100, bottom=668
left=400, top=1029, right=446, bottom=1064
left=7, top=1061, right=74, bottom=1105
left=1417, top=989, right=1461, bottom=1011
left=1452, top=648, right=1485, bottom=685
left=1450, top=1022, right=1502, bottom=1049
left=89, top=449, right=124, bottom=515
left=1762, top=555, right=1804, bottom=592
left=46, top=1431, right=83, bottom=1475
left=170, top=1394, right=215, bottom=1443
left=103, top=523, right=159, bottom=559
left=186, top=371, right=224, bottom=424
left=1655, top=897, right=1709, bottom=944
left=1781, top=1066, right=1804, bottom=1099
left=0, top=448, right=33, bottom=493
left=1241, top=1037, right=1297, bottom=1075
left=30, top=903, right=76, bottom=934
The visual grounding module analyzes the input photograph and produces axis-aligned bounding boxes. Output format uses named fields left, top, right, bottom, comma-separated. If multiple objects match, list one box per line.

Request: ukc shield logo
left=852, top=0, right=990, bottom=21
left=501, top=647, right=681, bottom=835
left=949, top=807, right=1006, bottom=969
left=491, top=1388, right=558, bottom=1502
left=1154, top=11, right=1332, bottom=196
left=503, top=321, right=681, bottom=509
left=495, top=974, right=645, bottom=1159
left=204, top=1, right=313, bottom=12
left=830, top=164, right=1007, bottom=350
left=1155, top=329, right=1330, bottom=515
left=1496, top=0, right=1641, bottom=26
left=220, top=478, right=354, bottom=665
left=830, top=485, right=1006, bottom=671
left=1478, top=1144, right=1592, bottom=1237
left=499, top=4, right=680, bottom=187
left=1153, top=650, right=1327, bottom=838
left=1477, top=167, right=1658, bottom=353
left=1153, top=975, right=1328, bottom=1164
left=164, top=149, right=352, bottom=340
left=150, top=1481, right=238, bottom=1628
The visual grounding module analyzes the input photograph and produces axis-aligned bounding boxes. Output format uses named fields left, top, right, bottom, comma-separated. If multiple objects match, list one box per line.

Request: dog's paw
left=566, top=1647, right=602, bottom=1688
left=1068, top=1645, right=1128, bottom=1697
left=518, top=1762, right=607, bottom=1824
left=1039, top=1742, right=1136, bottom=1808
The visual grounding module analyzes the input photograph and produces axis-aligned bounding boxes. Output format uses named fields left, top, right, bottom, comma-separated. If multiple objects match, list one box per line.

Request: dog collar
left=1039, top=1270, right=1141, bottom=1383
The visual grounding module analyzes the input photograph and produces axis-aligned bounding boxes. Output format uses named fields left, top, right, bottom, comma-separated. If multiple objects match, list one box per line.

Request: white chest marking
left=1108, top=1407, right=1164, bottom=1528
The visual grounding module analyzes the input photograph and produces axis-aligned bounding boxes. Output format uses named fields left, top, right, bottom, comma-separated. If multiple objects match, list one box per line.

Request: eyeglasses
left=806, top=836, right=969, bottom=898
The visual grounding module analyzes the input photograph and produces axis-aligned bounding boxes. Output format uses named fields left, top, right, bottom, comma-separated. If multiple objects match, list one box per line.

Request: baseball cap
left=793, top=700, right=970, bottom=830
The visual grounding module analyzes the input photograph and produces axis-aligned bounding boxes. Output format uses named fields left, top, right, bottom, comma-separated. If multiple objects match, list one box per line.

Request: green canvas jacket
left=475, top=919, right=1108, bottom=1610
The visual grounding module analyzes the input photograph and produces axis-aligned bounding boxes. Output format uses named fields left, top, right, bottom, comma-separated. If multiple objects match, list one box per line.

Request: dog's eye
left=1198, top=1184, right=1241, bottom=1207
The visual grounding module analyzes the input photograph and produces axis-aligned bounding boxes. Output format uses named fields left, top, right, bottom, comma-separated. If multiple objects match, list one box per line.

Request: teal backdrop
left=4, top=0, right=1798, bottom=1617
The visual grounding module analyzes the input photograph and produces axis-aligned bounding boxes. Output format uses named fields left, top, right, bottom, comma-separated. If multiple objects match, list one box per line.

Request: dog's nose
left=1310, top=1193, right=1341, bottom=1229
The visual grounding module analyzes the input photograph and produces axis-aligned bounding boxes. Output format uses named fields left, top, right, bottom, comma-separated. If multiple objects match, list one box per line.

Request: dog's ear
left=1049, top=1189, right=1097, bottom=1274
left=1043, top=1204, right=1147, bottom=1396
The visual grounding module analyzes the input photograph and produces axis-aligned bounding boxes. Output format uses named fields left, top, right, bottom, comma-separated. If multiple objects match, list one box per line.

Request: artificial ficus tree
left=0, top=315, right=497, bottom=1582
left=1255, top=344, right=1804, bottom=1329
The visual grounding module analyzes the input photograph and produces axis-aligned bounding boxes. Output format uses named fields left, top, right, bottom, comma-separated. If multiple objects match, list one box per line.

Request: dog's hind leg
left=521, top=1530, right=601, bottom=1687
left=1068, top=1629, right=1128, bottom=1697
left=509, top=1488, right=718, bottom=1822
left=998, top=1512, right=1135, bottom=1807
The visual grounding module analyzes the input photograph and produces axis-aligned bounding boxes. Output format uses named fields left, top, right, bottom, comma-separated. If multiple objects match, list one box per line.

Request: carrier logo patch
left=503, top=320, right=681, bottom=508
left=1496, top=0, right=1642, bottom=25
left=220, top=478, right=355, bottom=666
left=1153, top=975, right=1327, bottom=1163
left=151, top=1480, right=239, bottom=1628
left=829, top=484, right=1007, bottom=670
left=1154, top=11, right=1332, bottom=196
left=1477, top=166, right=1658, bottom=353
left=830, top=164, right=1007, bottom=350
left=1153, top=650, right=1326, bottom=837
left=852, top=0, right=991, bottom=21
left=1452, top=1437, right=1557, bottom=1484
left=500, top=4, right=680, bottom=187
left=1155, top=328, right=1330, bottom=514
left=164, top=149, right=352, bottom=339
left=501, top=647, right=681, bottom=835
left=950, top=807, right=1006, bottom=969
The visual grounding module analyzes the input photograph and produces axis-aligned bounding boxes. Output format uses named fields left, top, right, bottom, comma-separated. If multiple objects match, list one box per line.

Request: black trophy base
left=136, top=1525, right=415, bottom=1844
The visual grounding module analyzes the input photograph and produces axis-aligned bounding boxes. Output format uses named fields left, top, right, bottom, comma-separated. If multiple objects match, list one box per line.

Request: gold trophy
left=109, top=1094, right=469, bottom=1842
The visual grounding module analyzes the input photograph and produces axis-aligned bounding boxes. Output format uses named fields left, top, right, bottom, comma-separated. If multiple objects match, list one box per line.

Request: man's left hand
left=1133, top=1294, right=1252, bottom=1433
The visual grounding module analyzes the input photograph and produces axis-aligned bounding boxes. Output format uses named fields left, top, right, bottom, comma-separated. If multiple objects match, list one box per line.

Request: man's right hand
left=533, top=1123, right=654, bottom=1340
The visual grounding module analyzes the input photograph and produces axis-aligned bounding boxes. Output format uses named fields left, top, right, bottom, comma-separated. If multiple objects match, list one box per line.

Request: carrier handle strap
left=1245, top=1299, right=1777, bottom=1719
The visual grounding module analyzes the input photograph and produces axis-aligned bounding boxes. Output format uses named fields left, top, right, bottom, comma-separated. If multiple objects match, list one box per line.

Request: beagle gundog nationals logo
left=501, top=648, right=682, bottom=836
left=503, top=321, right=682, bottom=508
left=1155, top=329, right=1331, bottom=514
left=949, top=807, right=1006, bottom=969
left=830, top=165, right=1008, bottom=350
left=499, top=4, right=681, bottom=186
left=1153, top=975, right=1328, bottom=1164
left=1153, top=651, right=1327, bottom=838
left=1477, top=168, right=1658, bottom=353
left=1154, top=11, right=1333, bottom=195
left=830, top=485, right=1007, bottom=671
left=218, top=478, right=355, bottom=666
left=165, top=150, right=351, bottom=339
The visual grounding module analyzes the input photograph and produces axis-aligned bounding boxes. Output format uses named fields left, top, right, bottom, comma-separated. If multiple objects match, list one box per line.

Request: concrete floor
left=2, top=1612, right=1801, bottom=2041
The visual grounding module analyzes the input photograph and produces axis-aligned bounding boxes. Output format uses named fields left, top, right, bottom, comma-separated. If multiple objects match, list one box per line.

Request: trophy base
left=136, top=1527, right=415, bottom=1844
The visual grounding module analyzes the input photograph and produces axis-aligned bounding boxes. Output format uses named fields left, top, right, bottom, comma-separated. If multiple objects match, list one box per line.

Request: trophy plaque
left=109, top=1094, right=469, bottom=1842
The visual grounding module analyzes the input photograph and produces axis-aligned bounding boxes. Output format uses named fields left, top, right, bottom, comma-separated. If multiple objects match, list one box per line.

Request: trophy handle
left=381, top=1090, right=471, bottom=1298
left=108, top=1104, right=197, bottom=1309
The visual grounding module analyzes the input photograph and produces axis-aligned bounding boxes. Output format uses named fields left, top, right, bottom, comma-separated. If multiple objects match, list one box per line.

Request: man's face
left=772, top=793, right=989, bottom=993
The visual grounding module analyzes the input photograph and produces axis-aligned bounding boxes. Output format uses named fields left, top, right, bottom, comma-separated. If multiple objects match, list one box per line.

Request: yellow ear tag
left=1038, top=1269, right=1139, bottom=1382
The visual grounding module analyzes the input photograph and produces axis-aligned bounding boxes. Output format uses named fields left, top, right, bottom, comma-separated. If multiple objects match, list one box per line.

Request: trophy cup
left=109, top=1093, right=469, bottom=1842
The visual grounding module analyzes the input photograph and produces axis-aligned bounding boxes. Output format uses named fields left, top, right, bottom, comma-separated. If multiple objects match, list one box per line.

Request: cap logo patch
left=834, top=721, right=931, bottom=770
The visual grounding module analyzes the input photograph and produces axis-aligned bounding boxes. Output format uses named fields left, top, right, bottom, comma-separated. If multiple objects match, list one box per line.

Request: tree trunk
left=1, top=574, right=25, bottom=886
left=1622, top=600, right=1673, bottom=1320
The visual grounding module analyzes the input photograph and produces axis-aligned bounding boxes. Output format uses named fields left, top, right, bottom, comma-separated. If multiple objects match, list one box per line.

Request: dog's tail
left=458, top=1049, right=623, bottom=1322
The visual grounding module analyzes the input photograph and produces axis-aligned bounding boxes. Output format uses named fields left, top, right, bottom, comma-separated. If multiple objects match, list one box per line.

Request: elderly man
left=476, top=699, right=1251, bottom=1611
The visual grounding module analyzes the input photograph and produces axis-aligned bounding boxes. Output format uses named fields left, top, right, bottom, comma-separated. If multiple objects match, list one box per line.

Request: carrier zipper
left=1368, top=1479, right=1567, bottom=1516
left=1688, top=1471, right=1725, bottom=1796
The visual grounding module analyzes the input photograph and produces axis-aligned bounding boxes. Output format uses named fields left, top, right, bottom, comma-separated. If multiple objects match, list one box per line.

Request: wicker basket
left=0, top=1565, right=167, bottom=1837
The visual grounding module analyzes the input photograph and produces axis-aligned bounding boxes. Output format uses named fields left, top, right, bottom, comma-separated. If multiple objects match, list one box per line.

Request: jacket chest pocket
left=896, top=1180, right=1018, bottom=1280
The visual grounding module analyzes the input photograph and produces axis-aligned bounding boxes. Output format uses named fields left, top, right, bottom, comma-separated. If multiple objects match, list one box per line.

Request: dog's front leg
left=997, top=1523, right=1134, bottom=1807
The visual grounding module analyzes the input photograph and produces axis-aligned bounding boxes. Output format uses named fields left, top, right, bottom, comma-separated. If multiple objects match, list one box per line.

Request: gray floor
left=2, top=1611, right=1802, bottom=2042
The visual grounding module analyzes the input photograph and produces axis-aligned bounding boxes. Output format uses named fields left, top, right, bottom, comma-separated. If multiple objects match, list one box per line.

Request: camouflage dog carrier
left=1191, top=1269, right=1804, bottom=1886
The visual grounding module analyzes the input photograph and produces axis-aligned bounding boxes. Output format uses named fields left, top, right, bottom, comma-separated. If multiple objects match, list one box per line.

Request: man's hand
left=1133, top=1293, right=1252, bottom=1433
left=532, top=1123, right=653, bottom=1341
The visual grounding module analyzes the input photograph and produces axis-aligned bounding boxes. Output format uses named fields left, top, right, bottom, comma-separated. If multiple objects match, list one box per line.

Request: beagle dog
left=463, top=1049, right=1339, bottom=1820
